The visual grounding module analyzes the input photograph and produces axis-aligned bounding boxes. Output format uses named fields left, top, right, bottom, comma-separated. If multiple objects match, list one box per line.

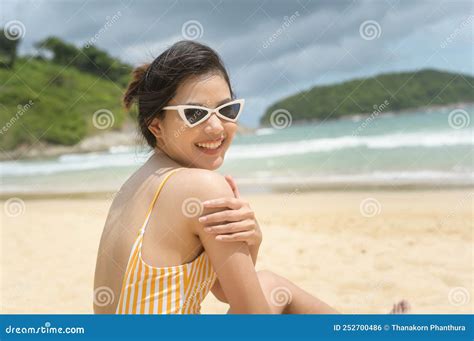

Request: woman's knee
left=256, top=270, right=292, bottom=314
left=256, top=270, right=279, bottom=288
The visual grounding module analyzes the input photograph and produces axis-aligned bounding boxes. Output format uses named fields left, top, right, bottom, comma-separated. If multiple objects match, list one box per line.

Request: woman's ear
left=148, top=117, right=163, bottom=140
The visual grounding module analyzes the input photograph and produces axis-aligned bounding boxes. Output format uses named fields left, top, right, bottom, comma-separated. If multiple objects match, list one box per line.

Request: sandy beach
left=1, top=189, right=472, bottom=314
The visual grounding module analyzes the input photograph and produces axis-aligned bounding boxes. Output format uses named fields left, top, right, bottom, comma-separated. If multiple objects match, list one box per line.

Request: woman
left=93, top=40, right=409, bottom=314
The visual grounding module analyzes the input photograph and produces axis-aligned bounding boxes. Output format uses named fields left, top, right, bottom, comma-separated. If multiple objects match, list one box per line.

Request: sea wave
left=226, top=130, right=473, bottom=159
left=0, top=150, right=152, bottom=176
left=255, top=128, right=276, bottom=136
left=0, top=130, right=471, bottom=176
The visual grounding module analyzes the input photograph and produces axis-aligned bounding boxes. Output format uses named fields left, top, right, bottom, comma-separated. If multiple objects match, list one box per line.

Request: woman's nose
left=204, top=113, right=224, bottom=135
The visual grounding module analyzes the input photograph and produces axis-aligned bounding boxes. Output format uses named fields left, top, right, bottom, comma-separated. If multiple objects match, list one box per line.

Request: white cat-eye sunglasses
left=162, top=99, right=245, bottom=128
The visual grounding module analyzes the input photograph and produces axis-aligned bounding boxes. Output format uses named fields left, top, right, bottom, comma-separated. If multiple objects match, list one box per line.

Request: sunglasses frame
left=162, top=99, right=245, bottom=128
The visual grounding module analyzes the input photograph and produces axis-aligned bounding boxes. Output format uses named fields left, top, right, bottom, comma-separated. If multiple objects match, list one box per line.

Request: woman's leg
left=256, top=270, right=340, bottom=314
left=254, top=270, right=410, bottom=314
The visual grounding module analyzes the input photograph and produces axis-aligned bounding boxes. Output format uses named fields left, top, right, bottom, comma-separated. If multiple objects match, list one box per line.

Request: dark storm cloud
left=1, top=0, right=472, bottom=126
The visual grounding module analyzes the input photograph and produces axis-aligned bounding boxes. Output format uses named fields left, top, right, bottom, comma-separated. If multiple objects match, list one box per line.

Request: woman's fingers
left=225, top=175, right=241, bottom=199
left=202, top=197, right=241, bottom=210
left=215, top=231, right=254, bottom=242
left=204, top=220, right=254, bottom=234
left=199, top=209, right=253, bottom=224
left=200, top=176, right=256, bottom=245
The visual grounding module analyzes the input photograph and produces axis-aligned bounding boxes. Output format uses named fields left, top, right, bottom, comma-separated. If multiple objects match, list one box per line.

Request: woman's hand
left=198, top=175, right=262, bottom=246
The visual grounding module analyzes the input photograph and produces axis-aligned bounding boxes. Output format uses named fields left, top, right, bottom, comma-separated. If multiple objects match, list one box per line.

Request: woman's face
left=149, top=72, right=238, bottom=170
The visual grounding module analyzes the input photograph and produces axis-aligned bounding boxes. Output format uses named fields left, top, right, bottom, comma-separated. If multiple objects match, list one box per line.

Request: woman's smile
left=194, top=136, right=226, bottom=155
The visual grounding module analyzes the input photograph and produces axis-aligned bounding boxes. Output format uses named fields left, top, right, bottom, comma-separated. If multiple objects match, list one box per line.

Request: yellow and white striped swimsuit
left=116, top=168, right=217, bottom=314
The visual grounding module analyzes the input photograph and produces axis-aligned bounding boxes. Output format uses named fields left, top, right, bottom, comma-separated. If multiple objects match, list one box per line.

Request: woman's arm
left=200, top=175, right=262, bottom=265
left=177, top=169, right=272, bottom=314
left=200, top=176, right=262, bottom=303
left=221, top=175, right=262, bottom=266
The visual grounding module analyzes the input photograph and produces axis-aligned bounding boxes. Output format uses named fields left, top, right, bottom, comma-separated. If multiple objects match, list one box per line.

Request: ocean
left=1, top=105, right=472, bottom=195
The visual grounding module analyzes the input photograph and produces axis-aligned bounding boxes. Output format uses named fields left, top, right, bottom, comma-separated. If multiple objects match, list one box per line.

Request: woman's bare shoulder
left=147, top=167, right=234, bottom=237
left=168, top=168, right=232, bottom=198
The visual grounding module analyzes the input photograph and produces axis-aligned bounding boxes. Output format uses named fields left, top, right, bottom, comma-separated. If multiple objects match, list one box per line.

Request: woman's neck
left=150, top=148, right=185, bottom=169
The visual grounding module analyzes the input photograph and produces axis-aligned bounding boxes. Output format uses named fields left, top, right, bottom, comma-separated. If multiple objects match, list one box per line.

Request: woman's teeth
left=195, top=139, right=223, bottom=150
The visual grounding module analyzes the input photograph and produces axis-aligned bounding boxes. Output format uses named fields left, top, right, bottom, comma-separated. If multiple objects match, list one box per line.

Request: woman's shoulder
left=171, top=168, right=229, bottom=192
left=147, top=168, right=234, bottom=234
left=166, top=167, right=231, bottom=198
left=174, top=167, right=225, bottom=182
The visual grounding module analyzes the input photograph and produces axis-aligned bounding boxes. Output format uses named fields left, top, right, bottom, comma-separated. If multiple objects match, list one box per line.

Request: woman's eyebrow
left=184, top=98, right=232, bottom=107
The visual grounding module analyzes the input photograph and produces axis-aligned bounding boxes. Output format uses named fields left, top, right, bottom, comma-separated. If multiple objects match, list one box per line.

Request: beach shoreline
left=1, top=183, right=473, bottom=201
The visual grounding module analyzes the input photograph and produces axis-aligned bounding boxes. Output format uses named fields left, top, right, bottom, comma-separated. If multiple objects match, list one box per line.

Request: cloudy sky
left=1, top=0, right=472, bottom=127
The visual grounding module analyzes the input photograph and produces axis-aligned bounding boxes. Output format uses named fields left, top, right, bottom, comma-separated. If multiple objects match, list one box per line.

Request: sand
left=1, top=189, right=472, bottom=314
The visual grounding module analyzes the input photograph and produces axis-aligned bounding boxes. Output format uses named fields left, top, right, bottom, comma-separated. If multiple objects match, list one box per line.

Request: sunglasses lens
left=184, top=108, right=208, bottom=125
left=219, top=102, right=241, bottom=120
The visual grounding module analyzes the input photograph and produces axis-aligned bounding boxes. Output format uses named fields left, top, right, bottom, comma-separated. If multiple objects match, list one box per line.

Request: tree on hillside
left=34, top=36, right=80, bottom=65
left=34, top=36, right=131, bottom=83
left=80, top=44, right=131, bottom=82
left=260, top=70, right=474, bottom=125
left=0, top=28, right=21, bottom=68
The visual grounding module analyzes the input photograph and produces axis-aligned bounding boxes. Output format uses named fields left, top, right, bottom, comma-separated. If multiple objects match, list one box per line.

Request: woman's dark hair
left=123, top=40, right=234, bottom=148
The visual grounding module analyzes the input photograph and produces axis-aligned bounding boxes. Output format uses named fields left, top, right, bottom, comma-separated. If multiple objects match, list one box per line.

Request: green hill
left=0, top=57, right=130, bottom=151
left=260, top=69, right=474, bottom=126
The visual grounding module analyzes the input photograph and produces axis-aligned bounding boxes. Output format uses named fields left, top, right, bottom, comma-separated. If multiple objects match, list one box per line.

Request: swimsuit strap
left=138, top=168, right=184, bottom=236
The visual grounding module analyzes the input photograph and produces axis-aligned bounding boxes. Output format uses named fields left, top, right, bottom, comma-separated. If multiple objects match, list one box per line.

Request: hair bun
left=123, top=63, right=150, bottom=110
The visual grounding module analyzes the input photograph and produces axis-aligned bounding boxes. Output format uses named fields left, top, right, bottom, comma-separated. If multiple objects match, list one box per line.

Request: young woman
left=93, top=40, right=409, bottom=314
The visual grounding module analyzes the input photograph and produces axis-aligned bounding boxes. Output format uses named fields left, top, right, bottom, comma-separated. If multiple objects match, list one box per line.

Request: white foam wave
left=1, top=150, right=152, bottom=176
left=1, top=130, right=471, bottom=176
left=255, top=128, right=276, bottom=136
left=227, top=130, right=473, bottom=159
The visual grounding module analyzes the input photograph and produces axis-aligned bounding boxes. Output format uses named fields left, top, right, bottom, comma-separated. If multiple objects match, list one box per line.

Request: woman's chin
left=204, top=158, right=224, bottom=170
left=194, top=155, right=224, bottom=170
